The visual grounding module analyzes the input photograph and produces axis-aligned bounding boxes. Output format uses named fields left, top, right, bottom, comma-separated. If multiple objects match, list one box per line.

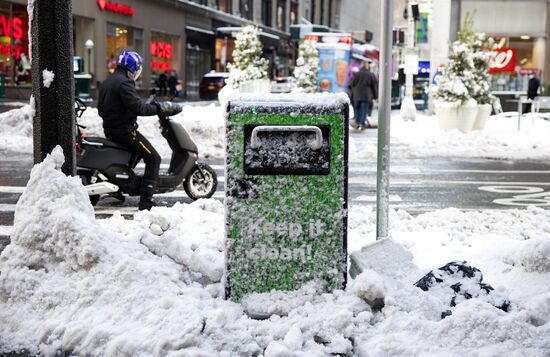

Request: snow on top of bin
left=226, top=92, right=350, bottom=115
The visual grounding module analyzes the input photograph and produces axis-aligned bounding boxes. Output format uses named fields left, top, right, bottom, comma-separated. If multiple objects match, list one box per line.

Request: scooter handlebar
left=156, top=101, right=182, bottom=118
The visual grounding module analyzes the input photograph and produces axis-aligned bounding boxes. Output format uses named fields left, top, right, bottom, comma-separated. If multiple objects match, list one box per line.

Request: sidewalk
left=0, top=100, right=27, bottom=113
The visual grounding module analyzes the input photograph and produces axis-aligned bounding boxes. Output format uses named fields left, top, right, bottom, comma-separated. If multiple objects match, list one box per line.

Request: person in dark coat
left=526, top=73, right=541, bottom=113
left=168, top=70, right=179, bottom=97
left=98, top=51, right=161, bottom=211
left=348, top=62, right=378, bottom=130
left=158, top=71, right=168, bottom=96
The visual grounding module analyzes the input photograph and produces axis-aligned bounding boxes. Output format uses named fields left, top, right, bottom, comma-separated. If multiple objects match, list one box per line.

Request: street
left=2, top=127, right=550, bottom=251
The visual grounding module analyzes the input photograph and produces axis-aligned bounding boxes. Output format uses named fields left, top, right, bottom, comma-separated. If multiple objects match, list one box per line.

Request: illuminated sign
left=150, top=41, right=172, bottom=60
left=489, top=48, right=515, bottom=73
left=0, top=44, right=22, bottom=59
left=97, top=0, right=135, bottom=17
left=151, top=61, right=171, bottom=71
left=0, top=15, right=23, bottom=40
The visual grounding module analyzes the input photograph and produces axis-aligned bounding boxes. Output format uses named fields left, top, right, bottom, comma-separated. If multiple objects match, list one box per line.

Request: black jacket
left=528, top=77, right=540, bottom=100
left=349, top=68, right=378, bottom=102
left=98, top=66, right=158, bottom=135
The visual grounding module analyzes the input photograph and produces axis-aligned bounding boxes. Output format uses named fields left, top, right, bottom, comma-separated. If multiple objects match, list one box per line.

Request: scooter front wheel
left=183, top=163, right=218, bottom=200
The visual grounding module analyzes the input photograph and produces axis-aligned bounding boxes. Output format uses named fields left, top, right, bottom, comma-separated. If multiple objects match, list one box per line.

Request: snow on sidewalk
left=0, top=102, right=225, bottom=159
left=1, top=147, right=549, bottom=356
left=2, top=100, right=550, bottom=162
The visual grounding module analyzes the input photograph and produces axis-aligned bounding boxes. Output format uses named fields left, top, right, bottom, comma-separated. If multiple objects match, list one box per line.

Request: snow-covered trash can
left=224, top=93, right=349, bottom=301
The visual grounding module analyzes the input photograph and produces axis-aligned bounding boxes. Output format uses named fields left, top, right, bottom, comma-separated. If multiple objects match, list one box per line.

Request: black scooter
left=74, top=98, right=218, bottom=206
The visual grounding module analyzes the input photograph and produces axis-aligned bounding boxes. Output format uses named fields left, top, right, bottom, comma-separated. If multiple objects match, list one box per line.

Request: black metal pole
left=31, top=0, right=75, bottom=175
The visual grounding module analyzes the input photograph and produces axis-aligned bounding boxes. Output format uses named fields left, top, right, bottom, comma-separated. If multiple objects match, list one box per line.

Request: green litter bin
left=74, top=73, right=92, bottom=103
left=225, top=94, right=349, bottom=301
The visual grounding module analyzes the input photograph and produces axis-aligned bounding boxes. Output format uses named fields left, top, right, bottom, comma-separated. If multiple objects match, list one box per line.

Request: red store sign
left=0, top=15, right=23, bottom=40
left=489, top=48, right=516, bottom=74
left=97, top=0, right=135, bottom=17
left=150, top=41, right=172, bottom=60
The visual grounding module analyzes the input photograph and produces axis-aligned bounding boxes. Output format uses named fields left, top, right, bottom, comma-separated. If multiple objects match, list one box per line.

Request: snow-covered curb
left=1, top=147, right=549, bottom=356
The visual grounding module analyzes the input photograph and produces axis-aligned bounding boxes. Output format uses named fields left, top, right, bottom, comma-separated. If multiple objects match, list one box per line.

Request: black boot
left=139, top=180, right=156, bottom=211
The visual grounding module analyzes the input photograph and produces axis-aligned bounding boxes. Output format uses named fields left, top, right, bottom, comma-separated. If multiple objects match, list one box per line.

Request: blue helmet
left=118, top=51, right=143, bottom=80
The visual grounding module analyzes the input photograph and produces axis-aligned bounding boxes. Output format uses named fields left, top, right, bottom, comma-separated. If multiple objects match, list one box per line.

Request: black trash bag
left=414, top=261, right=512, bottom=318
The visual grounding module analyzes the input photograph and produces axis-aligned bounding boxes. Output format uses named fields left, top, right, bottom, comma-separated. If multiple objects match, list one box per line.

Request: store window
left=320, top=0, right=327, bottom=25
left=490, top=36, right=544, bottom=93
left=240, top=0, right=253, bottom=20
left=150, top=31, right=181, bottom=95
left=0, top=3, right=30, bottom=86
left=215, top=37, right=235, bottom=72
left=73, top=17, right=95, bottom=75
left=290, top=1, right=298, bottom=25
left=276, top=0, right=286, bottom=31
left=106, top=23, right=143, bottom=77
left=216, top=0, right=231, bottom=13
left=186, top=29, right=214, bottom=97
left=150, top=32, right=181, bottom=75
left=262, top=0, right=272, bottom=27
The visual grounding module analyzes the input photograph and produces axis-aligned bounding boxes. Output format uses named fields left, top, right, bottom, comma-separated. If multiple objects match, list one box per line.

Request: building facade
left=1, top=0, right=341, bottom=99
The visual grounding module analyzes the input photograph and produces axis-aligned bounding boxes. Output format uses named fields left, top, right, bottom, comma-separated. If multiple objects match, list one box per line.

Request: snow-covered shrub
left=293, top=40, right=319, bottom=93
left=458, top=14, right=496, bottom=105
left=433, top=14, right=494, bottom=106
left=226, top=24, right=269, bottom=89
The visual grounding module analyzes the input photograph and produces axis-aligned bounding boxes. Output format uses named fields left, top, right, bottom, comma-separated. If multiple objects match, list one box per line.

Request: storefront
left=215, top=26, right=292, bottom=79
left=457, top=0, right=547, bottom=110
left=5, top=0, right=296, bottom=99
left=0, top=1, right=30, bottom=86
left=489, top=37, right=545, bottom=93
left=185, top=26, right=214, bottom=97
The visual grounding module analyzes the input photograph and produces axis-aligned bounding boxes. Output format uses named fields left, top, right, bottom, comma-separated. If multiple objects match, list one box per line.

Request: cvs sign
left=489, top=48, right=515, bottom=74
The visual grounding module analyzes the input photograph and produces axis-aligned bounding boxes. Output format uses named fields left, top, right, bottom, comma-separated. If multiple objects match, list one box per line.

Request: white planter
left=239, top=79, right=271, bottom=93
left=472, top=103, right=492, bottom=131
left=434, top=103, right=479, bottom=133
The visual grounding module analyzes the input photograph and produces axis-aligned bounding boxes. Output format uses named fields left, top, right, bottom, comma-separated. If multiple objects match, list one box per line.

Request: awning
left=216, top=26, right=280, bottom=40
left=186, top=26, right=215, bottom=36
left=351, top=53, right=372, bottom=62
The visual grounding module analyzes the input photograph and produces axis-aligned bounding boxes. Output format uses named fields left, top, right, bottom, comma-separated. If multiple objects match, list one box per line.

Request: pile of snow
left=1, top=149, right=549, bottom=355
left=353, top=113, right=550, bottom=161
left=42, top=69, right=55, bottom=88
left=0, top=99, right=35, bottom=153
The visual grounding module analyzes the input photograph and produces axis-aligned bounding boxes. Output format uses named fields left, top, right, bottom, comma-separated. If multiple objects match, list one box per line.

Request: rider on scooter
left=98, top=50, right=179, bottom=210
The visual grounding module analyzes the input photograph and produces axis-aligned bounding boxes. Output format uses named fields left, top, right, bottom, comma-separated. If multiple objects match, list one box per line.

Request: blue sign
left=418, top=61, right=430, bottom=75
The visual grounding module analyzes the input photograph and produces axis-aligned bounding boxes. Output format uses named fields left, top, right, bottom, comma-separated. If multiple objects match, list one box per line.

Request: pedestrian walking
left=348, top=62, right=378, bottom=130
left=158, top=71, right=168, bottom=97
left=168, top=70, right=179, bottom=97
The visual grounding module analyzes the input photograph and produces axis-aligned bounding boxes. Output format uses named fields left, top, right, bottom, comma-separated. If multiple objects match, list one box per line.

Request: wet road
left=2, top=129, right=550, bottom=250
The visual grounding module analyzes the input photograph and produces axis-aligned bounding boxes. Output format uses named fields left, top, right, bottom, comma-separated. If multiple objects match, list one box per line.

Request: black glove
left=156, top=101, right=182, bottom=117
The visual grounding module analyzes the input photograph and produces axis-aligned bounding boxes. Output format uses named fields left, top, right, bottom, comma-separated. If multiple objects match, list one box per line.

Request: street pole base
left=400, top=96, right=417, bottom=122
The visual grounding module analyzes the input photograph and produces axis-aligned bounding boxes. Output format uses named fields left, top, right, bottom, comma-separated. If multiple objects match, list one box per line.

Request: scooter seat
left=85, top=137, right=128, bottom=151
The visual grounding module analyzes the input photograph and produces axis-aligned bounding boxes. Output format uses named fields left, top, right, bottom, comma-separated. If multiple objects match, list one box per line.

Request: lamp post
left=85, top=39, right=94, bottom=74
left=31, top=0, right=76, bottom=175
left=376, top=0, right=393, bottom=240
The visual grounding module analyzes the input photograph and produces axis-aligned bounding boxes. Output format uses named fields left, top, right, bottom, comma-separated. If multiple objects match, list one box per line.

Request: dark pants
left=106, top=130, right=161, bottom=190
left=159, top=84, right=167, bottom=96
left=354, top=100, right=369, bottom=125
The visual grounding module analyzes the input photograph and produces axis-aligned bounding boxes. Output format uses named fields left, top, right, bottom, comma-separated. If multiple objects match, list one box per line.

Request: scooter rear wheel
left=183, top=163, right=217, bottom=200
left=78, top=170, right=100, bottom=206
